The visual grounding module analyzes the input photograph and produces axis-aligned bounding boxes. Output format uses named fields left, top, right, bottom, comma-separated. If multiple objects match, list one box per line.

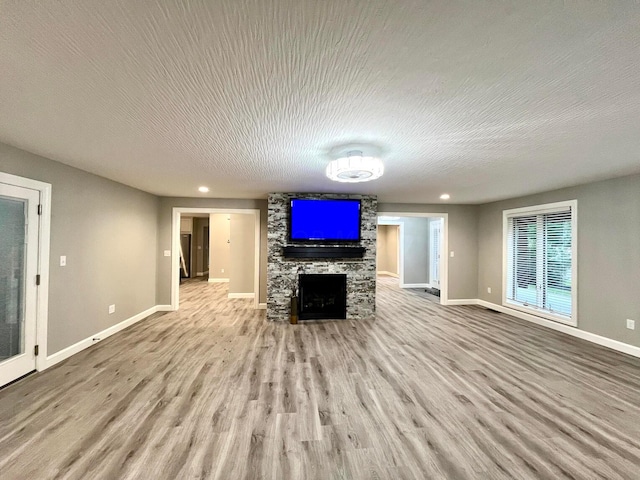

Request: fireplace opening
left=298, top=274, right=347, bottom=320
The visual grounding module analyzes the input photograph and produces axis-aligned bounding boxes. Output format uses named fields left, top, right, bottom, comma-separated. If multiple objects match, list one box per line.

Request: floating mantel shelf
left=282, top=245, right=366, bottom=259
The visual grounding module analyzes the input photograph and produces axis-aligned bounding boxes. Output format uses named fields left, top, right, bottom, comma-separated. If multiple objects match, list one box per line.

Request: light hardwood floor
left=1, top=276, right=639, bottom=479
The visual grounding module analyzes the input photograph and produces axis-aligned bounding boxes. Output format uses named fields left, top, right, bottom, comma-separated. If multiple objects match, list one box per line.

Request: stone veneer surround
left=267, top=193, right=377, bottom=322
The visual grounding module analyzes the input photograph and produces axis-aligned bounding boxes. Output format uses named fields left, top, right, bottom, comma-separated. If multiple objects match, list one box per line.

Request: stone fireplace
left=266, top=193, right=377, bottom=322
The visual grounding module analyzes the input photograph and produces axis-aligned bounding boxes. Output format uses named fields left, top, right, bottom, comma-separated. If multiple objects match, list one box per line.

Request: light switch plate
left=450, top=251, right=455, bottom=257
left=627, top=319, right=635, bottom=330
left=108, top=304, right=116, bottom=314
left=60, top=255, right=66, bottom=266
left=163, top=250, right=171, bottom=257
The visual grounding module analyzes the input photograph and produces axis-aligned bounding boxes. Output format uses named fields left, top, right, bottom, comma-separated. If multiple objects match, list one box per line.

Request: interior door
left=203, top=226, right=210, bottom=275
left=429, top=219, right=441, bottom=289
left=0, top=183, right=39, bottom=387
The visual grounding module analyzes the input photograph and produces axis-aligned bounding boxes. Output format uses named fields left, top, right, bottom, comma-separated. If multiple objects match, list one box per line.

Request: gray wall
left=478, top=174, right=640, bottom=348
left=229, top=213, right=256, bottom=294
left=401, top=217, right=430, bottom=285
left=156, top=197, right=267, bottom=305
left=0, top=142, right=158, bottom=355
left=378, top=204, right=479, bottom=300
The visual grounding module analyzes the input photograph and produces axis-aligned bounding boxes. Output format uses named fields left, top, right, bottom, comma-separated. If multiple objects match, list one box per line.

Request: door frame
left=171, top=207, right=261, bottom=310
left=377, top=212, right=449, bottom=305
left=0, top=172, right=51, bottom=373
left=429, top=218, right=442, bottom=288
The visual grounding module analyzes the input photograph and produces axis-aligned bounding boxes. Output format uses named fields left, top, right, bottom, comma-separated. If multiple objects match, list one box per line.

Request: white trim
left=400, top=283, right=430, bottom=289
left=208, top=278, right=230, bottom=283
left=228, top=293, right=255, bottom=299
left=172, top=207, right=261, bottom=310
left=476, top=300, right=640, bottom=359
left=502, top=199, right=578, bottom=327
left=156, top=304, right=175, bottom=312
left=502, top=201, right=573, bottom=217
left=445, top=299, right=479, bottom=306
left=44, top=305, right=162, bottom=369
left=196, top=271, right=206, bottom=276
left=377, top=270, right=399, bottom=278
left=0, top=172, right=52, bottom=373
left=258, top=303, right=267, bottom=310
left=377, top=212, right=449, bottom=306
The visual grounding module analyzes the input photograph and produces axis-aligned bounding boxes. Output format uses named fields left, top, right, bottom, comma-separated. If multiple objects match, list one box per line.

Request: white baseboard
left=475, top=299, right=640, bottom=359
left=196, top=271, right=205, bottom=276
left=156, top=304, right=175, bottom=312
left=445, top=299, right=479, bottom=306
left=208, top=278, right=229, bottom=283
left=258, top=303, right=267, bottom=310
left=228, top=293, right=255, bottom=299
left=377, top=271, right=399, bottom=278
left=400, top=283, right=429, bottom=289
left=43, top=305, right=164, bottom=370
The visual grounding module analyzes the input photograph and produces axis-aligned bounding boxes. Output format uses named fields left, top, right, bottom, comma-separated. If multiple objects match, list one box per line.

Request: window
left=503, top=200, right=577, bottom=326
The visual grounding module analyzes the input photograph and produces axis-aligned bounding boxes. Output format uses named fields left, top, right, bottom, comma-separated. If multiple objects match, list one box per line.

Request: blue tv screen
left=290, top=199, right=361, bottom=242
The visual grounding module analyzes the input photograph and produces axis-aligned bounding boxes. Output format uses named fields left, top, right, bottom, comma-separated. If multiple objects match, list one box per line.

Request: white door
left=0, top=183, right=40, bottom=387
left=429, top=219, right=441, bottom=288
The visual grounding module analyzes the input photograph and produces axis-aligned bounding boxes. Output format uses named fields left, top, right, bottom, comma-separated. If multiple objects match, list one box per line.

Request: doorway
left=171, top=208, right=261, bottom=310
left=376, top=212, right=449, bottom=305
left=0, top=173, right=51, bottom=387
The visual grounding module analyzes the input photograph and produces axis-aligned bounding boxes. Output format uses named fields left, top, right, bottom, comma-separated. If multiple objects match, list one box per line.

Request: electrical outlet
left=487, top=287, right=492, bottom=294
left=163, top=250, right=171, bottom=257
left=108, top=304, right=116, bottom=314
left=627, top=319, right=635, bottom=330
left=221, top=269, right=225, bottom=273
left=60, top=255, right=66, bottom=267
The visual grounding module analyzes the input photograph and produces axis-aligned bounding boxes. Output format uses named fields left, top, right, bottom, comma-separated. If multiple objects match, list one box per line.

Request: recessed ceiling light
left=198, top=186, right=209, bottom=193
left=440, top=194, right=450, bottom=200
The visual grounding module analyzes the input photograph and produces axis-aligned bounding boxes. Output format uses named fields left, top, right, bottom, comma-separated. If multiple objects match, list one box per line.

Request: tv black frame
left=288, top=198, right=362, bottom=244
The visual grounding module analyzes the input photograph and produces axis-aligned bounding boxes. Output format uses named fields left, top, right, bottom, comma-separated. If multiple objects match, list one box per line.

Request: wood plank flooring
left=0, top=276, right=639, bottom=479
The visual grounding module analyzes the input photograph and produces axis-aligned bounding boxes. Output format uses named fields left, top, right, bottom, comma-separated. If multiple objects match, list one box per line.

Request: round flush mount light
left=198, top=186, right=210, bottom=193
left=440, top=193, right=450, bottom=200
left=326, top=150, right=384, bottom=183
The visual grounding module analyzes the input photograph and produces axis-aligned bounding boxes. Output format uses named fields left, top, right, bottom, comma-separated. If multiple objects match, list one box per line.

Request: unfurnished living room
left=1, top=1, right=639, bottom=479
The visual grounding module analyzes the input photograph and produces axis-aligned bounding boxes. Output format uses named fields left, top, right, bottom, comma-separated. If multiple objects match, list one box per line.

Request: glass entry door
left=0, top=183, right=39, bottom=387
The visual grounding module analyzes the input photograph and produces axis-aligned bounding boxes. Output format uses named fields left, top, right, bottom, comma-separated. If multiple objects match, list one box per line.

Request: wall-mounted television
left=289, top=198, right=361, bottom=242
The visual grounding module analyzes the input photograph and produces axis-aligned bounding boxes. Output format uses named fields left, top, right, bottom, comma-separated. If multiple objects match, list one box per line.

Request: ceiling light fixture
left=440, top=193, right=450, bottom=200
left=326, top=150, right=384, bottom=183
left=198, top=186, right=210, bottom=193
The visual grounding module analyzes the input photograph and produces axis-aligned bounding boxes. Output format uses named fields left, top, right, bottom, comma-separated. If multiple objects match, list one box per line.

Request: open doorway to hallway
left=376, top=213, right=448, bottom=305
left=171, top=208, right=261, bottom=310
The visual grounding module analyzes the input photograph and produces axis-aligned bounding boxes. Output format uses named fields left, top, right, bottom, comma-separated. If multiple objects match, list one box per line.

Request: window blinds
left=506, top=208, right=573, bottom=318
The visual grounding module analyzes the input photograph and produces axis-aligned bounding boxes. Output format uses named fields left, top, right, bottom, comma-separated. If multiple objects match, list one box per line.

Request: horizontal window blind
left=506, top=206, right=573, bottom=320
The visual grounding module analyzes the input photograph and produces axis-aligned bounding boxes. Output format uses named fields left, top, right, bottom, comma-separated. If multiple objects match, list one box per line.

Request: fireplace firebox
left=298, top=274, right=347, bottom=320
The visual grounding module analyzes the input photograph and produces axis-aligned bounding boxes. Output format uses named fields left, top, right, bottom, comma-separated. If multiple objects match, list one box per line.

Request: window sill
left=503, top=300, right=577, bottom=327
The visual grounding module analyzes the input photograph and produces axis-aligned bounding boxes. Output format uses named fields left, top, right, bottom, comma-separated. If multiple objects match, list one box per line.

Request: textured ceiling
left=1, top=1, right=640, bottom=203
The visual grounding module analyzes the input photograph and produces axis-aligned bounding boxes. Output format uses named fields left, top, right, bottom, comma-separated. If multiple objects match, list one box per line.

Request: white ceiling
left=1, top=1, right=640, bottom=204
